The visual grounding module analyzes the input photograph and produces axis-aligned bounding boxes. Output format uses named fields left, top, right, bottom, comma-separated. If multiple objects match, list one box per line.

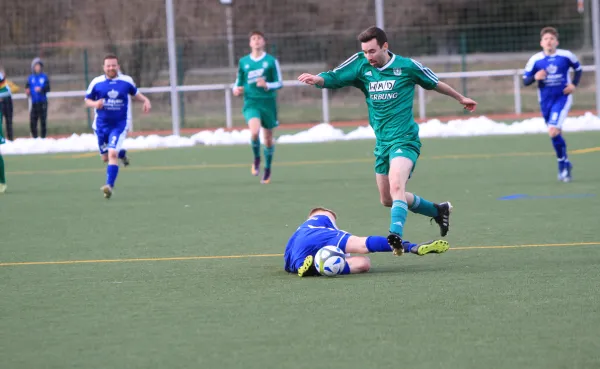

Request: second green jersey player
left=233, top=31, right=283, bottom=184
left=298, top=26, right=477, bottom=254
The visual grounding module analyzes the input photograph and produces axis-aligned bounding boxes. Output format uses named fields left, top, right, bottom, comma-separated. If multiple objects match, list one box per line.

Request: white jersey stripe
left=411, top=59, right=439, bottom=82
left=334, top=53, right=359, bottom=72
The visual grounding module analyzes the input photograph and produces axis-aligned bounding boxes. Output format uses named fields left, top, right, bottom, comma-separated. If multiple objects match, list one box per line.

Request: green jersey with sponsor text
left=317, top=51, right=438, bottom=146
left=235, top=52, right=283, bottom=100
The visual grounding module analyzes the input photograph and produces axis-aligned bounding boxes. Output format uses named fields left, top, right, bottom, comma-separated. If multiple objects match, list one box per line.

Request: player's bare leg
left=100, top=150, right=119, bottom=199
left=345, top=256, right=371, bottom=274
left=248, top=118, right=262, bottom=176
left=261, top=128, right=274, bottom=184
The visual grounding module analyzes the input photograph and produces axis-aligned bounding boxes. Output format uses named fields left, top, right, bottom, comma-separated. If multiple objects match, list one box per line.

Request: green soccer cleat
left=415, top=240, right=450, bottom=256
left=298, top=255, right=319, bottom=277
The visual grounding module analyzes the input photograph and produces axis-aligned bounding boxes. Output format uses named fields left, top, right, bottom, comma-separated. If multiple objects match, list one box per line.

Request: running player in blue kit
left=284, top=207, right=450, bottom=277
left=85, top=54, right=151, bottom=198
left=523, top=27, right=582, bottom=182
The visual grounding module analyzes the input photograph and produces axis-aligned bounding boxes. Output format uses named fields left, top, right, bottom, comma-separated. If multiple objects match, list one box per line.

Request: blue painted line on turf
left=498, top=193, right=596, bottom=201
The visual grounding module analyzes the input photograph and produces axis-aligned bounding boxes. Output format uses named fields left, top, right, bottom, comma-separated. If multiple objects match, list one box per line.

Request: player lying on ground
left=523, top=26, right=581, bottom=182
left=284, top=207, right=450, bottom=277
left=298, top=26, right=477, bottom=253
left=232, top=30, right=283, bottom=184
left=85, top=54, right=151, bottom=199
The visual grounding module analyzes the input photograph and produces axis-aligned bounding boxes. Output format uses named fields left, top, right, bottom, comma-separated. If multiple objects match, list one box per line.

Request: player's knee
left=356, top=256, right=371, bottom=273
left=263, top=130, right=274, bottom=146
left=548, top=127, right=561, bottom=137
left=108, top=150, right=118, bottom=160
left=389, top=181, right=406, bottom=198
left=380, top=196, right=393, bottom=207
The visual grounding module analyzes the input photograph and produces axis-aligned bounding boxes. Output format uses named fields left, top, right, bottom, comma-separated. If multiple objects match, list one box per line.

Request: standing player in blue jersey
left=93, top=69, right=131, bottom=168
left=523, top=27, right=582, bottom=182
left=92, top=68, right=133, bottom=167
left=285, top=207, right=450, bottom=277
left=85, top=54, right=151, bottom=198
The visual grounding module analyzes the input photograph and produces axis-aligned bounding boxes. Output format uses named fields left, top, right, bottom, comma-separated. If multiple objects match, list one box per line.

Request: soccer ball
left=314, top=246, right=346, bottom=277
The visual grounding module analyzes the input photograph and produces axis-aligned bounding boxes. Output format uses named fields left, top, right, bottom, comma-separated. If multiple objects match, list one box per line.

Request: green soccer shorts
left=374, top=140, right=421, bottom=176
left=242, top=98, right=279, bottom=130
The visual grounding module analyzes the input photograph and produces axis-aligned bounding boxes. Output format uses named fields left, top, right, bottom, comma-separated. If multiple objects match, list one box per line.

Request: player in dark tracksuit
left=26, top=58, right=51, bottom=138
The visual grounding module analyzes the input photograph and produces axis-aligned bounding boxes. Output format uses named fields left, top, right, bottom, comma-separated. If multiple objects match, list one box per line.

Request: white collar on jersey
left=250, top=52, right=267, bottom=62
left=377, top=51, right=396, bottom=71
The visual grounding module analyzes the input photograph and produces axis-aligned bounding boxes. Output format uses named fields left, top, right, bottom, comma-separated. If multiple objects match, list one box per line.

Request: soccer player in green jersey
left=233, top=31, right=283, bottom=184
left=298, top=26, right=477, bottom=254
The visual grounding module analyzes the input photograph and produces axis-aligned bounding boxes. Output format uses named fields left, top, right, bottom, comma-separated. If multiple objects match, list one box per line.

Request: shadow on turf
left=273, top=263, right=452, bottom=278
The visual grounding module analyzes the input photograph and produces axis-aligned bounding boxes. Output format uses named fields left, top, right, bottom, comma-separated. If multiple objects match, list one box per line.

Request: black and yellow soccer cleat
left=415, top=240, right=450, bottom=256
left=387, top=232, right=404, bottom=256
left=298, top=255, right=319, bottom=277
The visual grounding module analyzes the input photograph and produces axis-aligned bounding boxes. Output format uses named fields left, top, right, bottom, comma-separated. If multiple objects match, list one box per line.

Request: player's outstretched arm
left=298, top=73, right=325, bottom=87
left=299, top=54, right=361, bottom=89
left=434, top=81, right=477, bottom=112
left=134, top=92, right=152, bottom=113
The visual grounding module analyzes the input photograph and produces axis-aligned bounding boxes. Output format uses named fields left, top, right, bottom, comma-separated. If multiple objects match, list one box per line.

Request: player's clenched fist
left=232, top=86, right=244, bottom=96
left=534, top=69, right=547, bottom=81
left=459, top=97, right=477, bottom=112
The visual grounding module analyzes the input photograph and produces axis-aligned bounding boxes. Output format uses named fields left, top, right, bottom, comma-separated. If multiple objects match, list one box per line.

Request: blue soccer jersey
left=284, top=215, right=351, bottom=273
left=86, top=74, right=138, bottom=154
left=523, top=49, right=582, bottom=127
left=86, top=74, right=138, bottom=128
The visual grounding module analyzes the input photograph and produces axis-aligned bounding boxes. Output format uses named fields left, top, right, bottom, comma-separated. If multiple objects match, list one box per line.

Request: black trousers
left=30, top=101, right=48, bottom=138
left=0, top=97, right=13, bottom=141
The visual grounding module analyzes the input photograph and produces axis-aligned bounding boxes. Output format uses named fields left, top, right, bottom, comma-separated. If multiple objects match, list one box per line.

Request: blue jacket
left=26, top=58, right=50, bottom=103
